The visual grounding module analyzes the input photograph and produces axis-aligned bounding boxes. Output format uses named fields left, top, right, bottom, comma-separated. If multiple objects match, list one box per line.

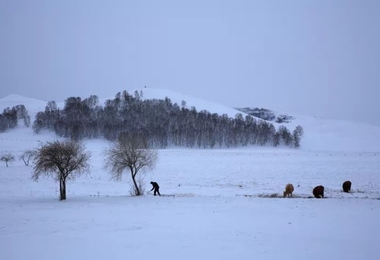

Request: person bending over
left=150, top=181, right=161, bottom=196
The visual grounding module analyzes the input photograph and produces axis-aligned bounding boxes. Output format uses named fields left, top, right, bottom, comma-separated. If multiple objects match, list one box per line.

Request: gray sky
left=1, top=0, right=379, bottom=126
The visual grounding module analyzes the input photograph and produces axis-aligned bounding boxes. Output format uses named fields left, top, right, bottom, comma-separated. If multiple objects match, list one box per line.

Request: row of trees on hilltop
left=0, top=105, right=31, bottom=133
left=32, top=90, right=304, bottom=148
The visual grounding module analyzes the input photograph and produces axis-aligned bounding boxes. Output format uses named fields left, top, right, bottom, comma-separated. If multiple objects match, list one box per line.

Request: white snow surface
left=1, top=92, right=380, bottom=260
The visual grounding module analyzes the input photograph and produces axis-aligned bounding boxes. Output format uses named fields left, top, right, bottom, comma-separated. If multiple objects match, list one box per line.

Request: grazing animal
left=283, top=183, right=294, bottom=197
left=313, top=185, right=324, bottom=198
left=342, top=181, right=352, bottom=193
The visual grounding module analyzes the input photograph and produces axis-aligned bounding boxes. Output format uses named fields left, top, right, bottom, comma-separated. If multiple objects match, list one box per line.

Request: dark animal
left=313, top=185, right=324, bottom=198
left=150, top=181, right=161, bottom=196
left=283, top=183, right=294, bottom=197
left=342, top=181, right=351, bottom=193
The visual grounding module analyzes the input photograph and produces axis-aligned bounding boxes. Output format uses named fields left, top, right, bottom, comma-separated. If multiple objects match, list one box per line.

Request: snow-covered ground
left=1, top=92, right=380, bottom=260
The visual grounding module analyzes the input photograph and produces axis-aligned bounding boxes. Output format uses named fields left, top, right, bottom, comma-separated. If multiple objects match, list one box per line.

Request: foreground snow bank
left=1, top=196, right=379, bottom=260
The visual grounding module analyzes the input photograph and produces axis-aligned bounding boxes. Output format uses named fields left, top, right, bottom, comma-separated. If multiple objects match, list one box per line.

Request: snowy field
left=1, top=138, right=380, bottom=260
left=1, top=92, right=380, bottom=260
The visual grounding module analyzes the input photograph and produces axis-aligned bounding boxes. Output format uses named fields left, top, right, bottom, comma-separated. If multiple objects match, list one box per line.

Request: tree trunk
left=131, top=172, right=141, bottom=196
left=60, top=178, right=66, bottom=200
left=5, top=161, right=8, bottom=167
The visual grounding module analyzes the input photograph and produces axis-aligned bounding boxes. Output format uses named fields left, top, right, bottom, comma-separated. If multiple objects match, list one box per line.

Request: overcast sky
left=1, top=0, right=379, bottom=125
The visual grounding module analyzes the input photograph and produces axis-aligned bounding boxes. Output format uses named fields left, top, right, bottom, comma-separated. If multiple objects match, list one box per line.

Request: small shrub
left=1, top=153, right=15, bottom=167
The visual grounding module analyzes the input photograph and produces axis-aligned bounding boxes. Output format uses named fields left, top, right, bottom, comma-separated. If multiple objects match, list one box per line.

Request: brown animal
left=283, top=183, right=294, bottom=197
left=342, top=181, right=352, bottom=193
left=313, top=185, right=324, bottom=198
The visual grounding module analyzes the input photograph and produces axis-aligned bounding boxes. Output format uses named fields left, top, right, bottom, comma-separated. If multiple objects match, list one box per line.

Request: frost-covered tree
left=293, top=125, right=304, bottom=148
left=20, top=149, right=37, bottom=166
left=278, top=126, right=293, bottom=146
left=33, top=112, right=47, bottom=133
left=2, top=107, right=18, bottom=130
left=104, top=132, right=158, bottom=196
left=12, top=105, right=31, bottom=127
left=0, top=114, right=7, bottom=132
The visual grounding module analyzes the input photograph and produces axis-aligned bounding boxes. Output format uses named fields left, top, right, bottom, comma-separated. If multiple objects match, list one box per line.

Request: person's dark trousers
left=154, top=188, right=161, bottom=196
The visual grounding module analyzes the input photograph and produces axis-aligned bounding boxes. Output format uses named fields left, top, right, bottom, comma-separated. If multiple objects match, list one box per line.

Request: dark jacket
left=150, top=182, right=159, bottom=190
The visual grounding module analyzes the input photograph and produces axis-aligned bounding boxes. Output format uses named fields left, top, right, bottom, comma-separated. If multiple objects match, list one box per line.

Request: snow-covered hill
left=0, top=94, right=48, bottom=119
left=1, top=90, right=380, bottom=260
left=1, top=88, right=380, bottom=152
left=98, top=88, right=247, bottom=119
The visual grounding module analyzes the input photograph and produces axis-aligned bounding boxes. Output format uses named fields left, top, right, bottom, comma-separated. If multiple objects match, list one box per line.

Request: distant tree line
left=0, top=105, right=30, bottom=133
left=236, top=107, right=295, bottom=123
left=30, top=90, right=303, bottom=148
left=237, top=107, right=276, bottom=121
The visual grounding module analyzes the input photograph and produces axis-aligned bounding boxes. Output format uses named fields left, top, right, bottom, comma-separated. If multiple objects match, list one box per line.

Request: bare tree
left=1, top=153, right=15, bottom=167
left=104, top=133, right=158, bottom=196
left=32, top=141, right=90, bottom=200
left=128, top=175, right=146, bottom=196
left=20, top=149, right=37, bottom=166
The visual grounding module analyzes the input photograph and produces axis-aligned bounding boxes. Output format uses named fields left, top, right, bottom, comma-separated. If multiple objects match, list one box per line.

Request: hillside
left=1, top=90, right=380, bottom=260
left=0, top=94, right=48, bottom=119
left=130, top=88, right=245, bottom=119
left=1, top=88, right=380, bottom=152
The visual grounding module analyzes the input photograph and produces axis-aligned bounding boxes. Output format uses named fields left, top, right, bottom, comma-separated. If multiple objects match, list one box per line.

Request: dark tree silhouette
left=293, top=125, right=304, bottom=148
left=31, top=91, right=303, bottom=149
left=32, top=141, right=90, bottom=200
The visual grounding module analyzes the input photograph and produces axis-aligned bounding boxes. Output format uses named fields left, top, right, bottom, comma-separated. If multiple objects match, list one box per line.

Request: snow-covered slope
left=0, top=94, right=47, bottom=119
left=1, top=89, right=380, bottom=152
left=285, top=114, right=380, bottom=152
left=100, top=87, right=245, bottom=119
